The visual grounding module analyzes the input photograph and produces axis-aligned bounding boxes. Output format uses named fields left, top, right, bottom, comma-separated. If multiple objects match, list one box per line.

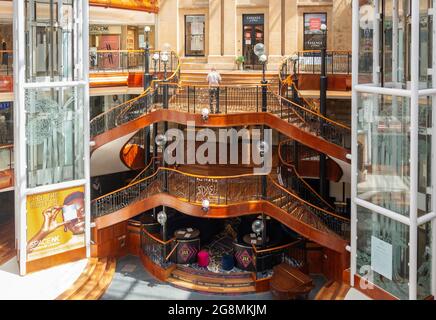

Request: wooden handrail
left=267, top=175, right=350, bottom=222
left=252, top=239, right=302, bottom=254
left=0, top=144, right=13, bottom=150
left=274, top=92, right=351, bottom=131
left=129, top=156, right=161, bottom=185
left=142, top=227, right=175, bottom=245
left=277, top=139, right=335, bottom=210
left=165, top=241, right=179, bottom=261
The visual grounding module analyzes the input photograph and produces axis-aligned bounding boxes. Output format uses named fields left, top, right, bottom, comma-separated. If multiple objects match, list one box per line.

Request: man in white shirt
left=206, top=67, right=221, bottom=113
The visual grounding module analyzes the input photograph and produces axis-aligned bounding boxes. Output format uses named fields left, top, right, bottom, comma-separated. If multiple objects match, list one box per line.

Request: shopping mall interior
left=0, top=0, right=434, bottom=302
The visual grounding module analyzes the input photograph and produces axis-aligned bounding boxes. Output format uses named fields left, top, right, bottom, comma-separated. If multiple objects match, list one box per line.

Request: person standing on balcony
left=206, top=67, right=221, bottom=113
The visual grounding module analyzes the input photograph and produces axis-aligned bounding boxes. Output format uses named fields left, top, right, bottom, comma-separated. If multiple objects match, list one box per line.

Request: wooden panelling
left=139, top=250, right=176, bottom=282
left=297, top=74, right=351, bottom=92
left=26, top=247, right=86, bottom=274
left=92, top=221, right=128, bottom=258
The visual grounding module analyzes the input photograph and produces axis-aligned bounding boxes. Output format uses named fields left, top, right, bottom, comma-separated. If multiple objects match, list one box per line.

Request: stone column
left=157, top=0, right=179, bottom=53
left=207, top=0, right=223, bottom=68
left=284, top=0, right=298, bottom=56
left=267, top=0, right=282, bottom=71
left=221, top=0, right=237, bottom=70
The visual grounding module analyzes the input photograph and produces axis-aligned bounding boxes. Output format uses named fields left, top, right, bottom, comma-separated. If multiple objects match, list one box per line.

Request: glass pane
left=357, top=92, right=410, bottom=216
left=417, top=221, right=432, bottom=299
left=25, top=0, right=77, bottom=82
left=25, top=86, right=84, bottom=188
left=356, top=205, right=409, bottom=299
left=419, top=0, right=432, bottom=88
left=418, top=96, right=432, bottom=216
left=358, top=0, right=375, bottom=84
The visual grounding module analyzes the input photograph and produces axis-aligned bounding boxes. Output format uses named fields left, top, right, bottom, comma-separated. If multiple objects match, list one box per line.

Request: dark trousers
left=209, top=87, right=220, bottom=113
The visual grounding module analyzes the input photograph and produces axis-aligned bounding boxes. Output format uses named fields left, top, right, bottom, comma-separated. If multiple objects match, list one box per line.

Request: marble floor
left=102, top=255, right=327, bottom=300
left=0, top=257, right=87, bottom=300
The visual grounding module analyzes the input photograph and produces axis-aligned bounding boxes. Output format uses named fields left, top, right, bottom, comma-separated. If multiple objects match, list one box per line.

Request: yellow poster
left=26, top=186, right=86, bottom=262
left=89, top=0, right=159, bottom=12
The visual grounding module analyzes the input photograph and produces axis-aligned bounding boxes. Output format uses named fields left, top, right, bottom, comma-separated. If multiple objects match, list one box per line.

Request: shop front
left=242, top=14, right=264, bottom=70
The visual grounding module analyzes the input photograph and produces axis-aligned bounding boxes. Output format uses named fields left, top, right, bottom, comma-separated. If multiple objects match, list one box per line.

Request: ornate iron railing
left=140, top=226, right=176, bottom=268
left=89, top=51, right=181, bottom=137
left=275, top=93, right=351, bottom=149
left=278, top=139, right=335, bottom=211
left=280, top=50, right=352, bottom=79
left=91, top=167, right=350, bottom=240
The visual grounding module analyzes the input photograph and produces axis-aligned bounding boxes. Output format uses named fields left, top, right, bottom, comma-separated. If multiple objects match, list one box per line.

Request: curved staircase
left=56, top=257, right=116, bottom=300
left=314, top=280, right=350, bottom=300
left=167, top=265, right=256, bottom=294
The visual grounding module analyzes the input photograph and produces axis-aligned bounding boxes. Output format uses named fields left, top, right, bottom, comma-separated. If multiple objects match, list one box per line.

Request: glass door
left=242, top=23, right=264, bottom=70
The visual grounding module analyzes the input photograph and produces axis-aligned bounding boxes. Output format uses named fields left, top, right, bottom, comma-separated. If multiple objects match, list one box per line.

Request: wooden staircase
left=56, top=257, right=116, bottom=300
left=314, top=280, right=350, bottom=300
left=0, top=219, right=15, bottom=266
left=167, top=265, right=256, bottom=294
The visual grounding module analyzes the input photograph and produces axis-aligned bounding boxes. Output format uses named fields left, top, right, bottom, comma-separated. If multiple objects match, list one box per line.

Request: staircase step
left=56, top=257, right=116, bottom=300
left=167, top=277, right=256, bottom=294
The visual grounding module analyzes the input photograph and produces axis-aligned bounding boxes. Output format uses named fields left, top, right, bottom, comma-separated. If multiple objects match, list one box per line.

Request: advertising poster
left=303, top=13, right=327, bottom=50
left=89, top=0, right=159, bottom=12
left=26, top=186, right=85, bottom=262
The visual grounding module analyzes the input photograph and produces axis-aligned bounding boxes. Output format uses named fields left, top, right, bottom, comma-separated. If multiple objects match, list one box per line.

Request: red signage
left=309, top=18, right=322, bottom=31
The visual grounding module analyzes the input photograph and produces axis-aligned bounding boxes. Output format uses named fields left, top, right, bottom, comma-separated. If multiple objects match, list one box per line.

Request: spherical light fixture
left=144, top=26, right=151, bottom=33
left=152, top=52, right=160, bottom=61
left=320, top=23, right=327, bottom=32
left=259, top=54, right=267, bottom=63
left=253, top=43, right=265, bottom=57
left=157, top=211, right=167, bottom=225
left=155, top=133, right=167, bottom=146
left=201, top=108, right=209, bottom=121
left=202, top=199, right=210, bottom=212
left=161, top=53, right=169, bottom=63
left=252, top=219, right=264, bottom=235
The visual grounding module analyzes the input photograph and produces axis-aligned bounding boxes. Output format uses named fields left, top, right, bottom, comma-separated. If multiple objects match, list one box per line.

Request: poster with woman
left=26, top=186, right=86, bottom=262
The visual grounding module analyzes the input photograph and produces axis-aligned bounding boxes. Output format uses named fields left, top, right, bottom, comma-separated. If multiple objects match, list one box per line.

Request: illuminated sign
left=89, top=0, right=159, bottom=13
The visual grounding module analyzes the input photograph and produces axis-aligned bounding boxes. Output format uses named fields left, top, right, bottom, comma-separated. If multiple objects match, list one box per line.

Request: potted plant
left=235, top=55, right=245, bottom=70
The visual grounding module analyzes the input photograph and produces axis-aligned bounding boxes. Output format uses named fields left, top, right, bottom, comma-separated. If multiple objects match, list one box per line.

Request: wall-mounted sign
left=26, top=186, right=86, bottom=262
left=371, top=236, right=393, bottom=280
left=243, top=14, right=264, bottom=26
left=303, top=13, right=327, bottom=50
left=89, top=0, right=159, bottom=13
left=89, top=25, right=122, bottom=35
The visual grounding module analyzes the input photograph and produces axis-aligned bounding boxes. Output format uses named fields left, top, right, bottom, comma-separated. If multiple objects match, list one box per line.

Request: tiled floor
left=102, top=255, right=326, bottom=300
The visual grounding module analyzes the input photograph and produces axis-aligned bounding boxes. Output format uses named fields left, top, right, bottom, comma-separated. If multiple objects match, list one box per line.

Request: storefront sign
left=90, top=0, right=159, bottom=13
left=26, top=186, right=86, bottom=262
left=371, top=236, right=393, bottom=280
left=90, top=25, right=122, bottom=35
left=243, top=14, right=264, bottom=26
left=303, top=13, right=327, bottom=50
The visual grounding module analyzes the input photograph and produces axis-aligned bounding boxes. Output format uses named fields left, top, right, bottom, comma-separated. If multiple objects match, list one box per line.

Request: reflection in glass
left=357, top=93, right=410, bottom=216
left=25, top=86, right=84, bottom=188
left=417, top=222, right=432, bottom=299
left=25, top=0, right=77, bottom=82
left=356, top=206, right=409, bottom=299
